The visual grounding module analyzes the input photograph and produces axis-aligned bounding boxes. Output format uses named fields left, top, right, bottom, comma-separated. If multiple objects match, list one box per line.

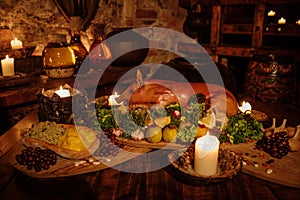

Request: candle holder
left=167, top=147, right=242, bottom=186
left=0, top=27, right=35, bottom=59
left=37, top=86, right=88, bottom=124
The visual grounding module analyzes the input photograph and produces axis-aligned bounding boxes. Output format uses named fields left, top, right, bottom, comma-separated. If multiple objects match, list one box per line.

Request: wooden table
left=0, top=102, right=300, bottom=200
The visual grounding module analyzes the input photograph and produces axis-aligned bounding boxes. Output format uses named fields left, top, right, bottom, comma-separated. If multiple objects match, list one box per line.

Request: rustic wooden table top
left=0, top=102, right=300, bottom=200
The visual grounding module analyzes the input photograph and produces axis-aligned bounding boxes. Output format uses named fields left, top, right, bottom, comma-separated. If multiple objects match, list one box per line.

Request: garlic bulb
left=289, top=125, right=300, bottom=151
left=131, top=129, right=144, bottom=141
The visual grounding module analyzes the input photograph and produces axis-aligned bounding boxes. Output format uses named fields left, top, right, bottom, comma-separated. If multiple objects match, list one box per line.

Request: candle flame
left=11, top=37, right=23, bottom=49
left=278, top=17, right=286, bottom=24
left=268, top=10, right=276, bottom=17
left=108, top=92, right=123, bottom=106
left=238, top=101, right=252, bottom=114
left=3, top=55, right=14, bottom=62
left=55, top=85, right=71, bottom=98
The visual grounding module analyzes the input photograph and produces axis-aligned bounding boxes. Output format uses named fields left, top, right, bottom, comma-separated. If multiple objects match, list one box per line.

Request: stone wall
left=0, top=0, right=188, bottom=63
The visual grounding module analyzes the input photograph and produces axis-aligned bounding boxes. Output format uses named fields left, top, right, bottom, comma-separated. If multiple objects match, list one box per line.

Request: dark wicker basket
left=37, top=88, right=88, bottom=124
left=166, top=148, right=242, bottom=186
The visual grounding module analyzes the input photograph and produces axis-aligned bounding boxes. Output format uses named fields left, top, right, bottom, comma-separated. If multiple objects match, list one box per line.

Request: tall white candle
left=1, top=55, right=15, bottom=76
left=194, top=133, right=220, bottom=176
left=11, top=37, right=23, bottom=49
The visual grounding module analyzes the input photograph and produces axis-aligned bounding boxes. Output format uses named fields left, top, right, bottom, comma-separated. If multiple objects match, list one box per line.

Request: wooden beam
left=221, top=24, right=253, bottom=34
left=262, top=0, right=300, bottom=4
left=252, top=4, right=265, bottom=48
left=216, top=0, right=261, bottom=5
left=215, top=46, right=253, bottom=57
left=210, top=5, right=221, bottom=46
left=264, top=25, right=300, bottom=36
left=215, top=0, right=300, bottom=4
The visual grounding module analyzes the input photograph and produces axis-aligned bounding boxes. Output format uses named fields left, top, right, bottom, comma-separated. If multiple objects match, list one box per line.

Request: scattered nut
left=92, top=161, right=101, bottom=165
left=265, top=168, right=273, bottom=174
left=79, top=160, right=87, bottom=165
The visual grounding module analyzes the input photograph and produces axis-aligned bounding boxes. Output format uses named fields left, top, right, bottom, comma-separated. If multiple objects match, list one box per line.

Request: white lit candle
left=108, top=92, right=123, bottom=106
left=1, top=55, right=15, bottom=76
left=55, top=86, right=71, bottom=98
left=10, top=37, right=23, bottom=49
left=267, top=10, right=276, bottom=17
left=238, top=101, right=252, bottom=114
left=278, top=17, right=286, bottom=25
left=194, top=133, right=220, bottom=176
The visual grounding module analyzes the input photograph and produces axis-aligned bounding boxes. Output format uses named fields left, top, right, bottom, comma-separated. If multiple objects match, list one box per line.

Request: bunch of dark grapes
left=256, top=131, right=290, bottom=159
left=93, top=129, right=124, bottom=157
left=15, top=147, right=57, bottom=172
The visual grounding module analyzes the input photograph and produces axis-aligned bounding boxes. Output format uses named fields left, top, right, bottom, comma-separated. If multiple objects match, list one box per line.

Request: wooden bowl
left=165, top=148, right=242, bottom=186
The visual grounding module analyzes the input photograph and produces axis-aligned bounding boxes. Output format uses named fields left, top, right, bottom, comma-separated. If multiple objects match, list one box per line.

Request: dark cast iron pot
left=106, top=28, right=149, bottom=67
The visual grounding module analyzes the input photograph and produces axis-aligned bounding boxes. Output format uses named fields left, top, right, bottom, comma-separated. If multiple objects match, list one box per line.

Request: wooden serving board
left=221, top=142, right=300, bottom=189
left=9, top=141, right=152, bottom=178
left=117, top=138, right=187, bottom=150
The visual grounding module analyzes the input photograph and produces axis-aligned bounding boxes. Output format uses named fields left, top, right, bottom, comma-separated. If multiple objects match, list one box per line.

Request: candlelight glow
left=238, top=101, right=252, bottom=114
left=278, top=17, right=286, bottom=25
left=296, top=19, right=300, bottom=25
left=55, top=86, right=71, bottom=98
left=11, top=37, right=23, bottom=49
left=108, top=92, right=123, bottom=106
left=267, top=10, right=276, bottom=17
left=1, top=55, right=15, bottom=76
left=194, top=131, right=220, bottom=176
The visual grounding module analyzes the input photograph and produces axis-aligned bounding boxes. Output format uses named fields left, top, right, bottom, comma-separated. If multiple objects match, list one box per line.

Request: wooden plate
left=221, top=142, right=300, bottom=188
left=9, top=141, right=152, bottom=178
left=166, top=148, right=242, bottom=186
left=20, top=124, right=99, bottom=160
left=117, top=137, right=188, bottom=150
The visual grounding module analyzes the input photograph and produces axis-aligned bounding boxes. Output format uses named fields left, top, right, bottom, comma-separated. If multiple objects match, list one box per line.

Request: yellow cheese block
left=61, top=136, right=86, bottom=152
left=58, top=127, right=97, bottom=152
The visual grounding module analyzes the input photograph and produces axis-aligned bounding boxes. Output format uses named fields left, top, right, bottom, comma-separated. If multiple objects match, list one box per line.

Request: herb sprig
left=220, top=113, right=263, bottom=144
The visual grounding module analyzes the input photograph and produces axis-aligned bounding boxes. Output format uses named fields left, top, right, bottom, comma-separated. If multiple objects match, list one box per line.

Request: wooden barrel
left=243, top=54, right=296, bottom=104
